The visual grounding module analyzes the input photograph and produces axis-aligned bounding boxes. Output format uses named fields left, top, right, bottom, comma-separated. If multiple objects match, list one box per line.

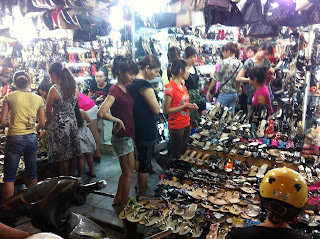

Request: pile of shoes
left=126, top=156, right=266, bottom=238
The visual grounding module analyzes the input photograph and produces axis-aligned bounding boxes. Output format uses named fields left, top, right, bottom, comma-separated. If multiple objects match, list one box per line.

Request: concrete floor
left=13, top=145, right=162, bottom=239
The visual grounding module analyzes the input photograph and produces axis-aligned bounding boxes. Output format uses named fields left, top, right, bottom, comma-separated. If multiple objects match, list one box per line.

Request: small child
left=74, top=102, right=96, bottom=177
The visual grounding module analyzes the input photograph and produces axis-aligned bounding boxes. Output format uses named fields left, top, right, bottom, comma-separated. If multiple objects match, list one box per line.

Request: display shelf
left=65, top=62, right=91, bottom=67
left=185, top=147, right=298, bottom=171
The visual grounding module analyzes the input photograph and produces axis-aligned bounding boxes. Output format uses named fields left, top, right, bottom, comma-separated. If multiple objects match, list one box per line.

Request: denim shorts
left=4, top=133, right=38, bottom=182
left=111, top=136, right=135, bottom=157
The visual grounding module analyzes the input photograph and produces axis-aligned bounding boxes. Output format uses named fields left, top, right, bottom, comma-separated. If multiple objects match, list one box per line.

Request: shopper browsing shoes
left=163, top=59, right=198, bottom=159
left=97, top=56, right=138, bottom=211
left=129, top=55, right=161, bottom=199
left=206, top=42, right=243, bottom=114
left=46, top=63, right=81, bottom=176
left=236, top=43, right=274, bottom=114
left=227, top=168, right=310, bottom=239
left=77, top=92, right=101, bottom=162
left=39, top=80, right=102, bottom=163
left=248, top=67, right=273, bottom=116
left=1, top=71, right=45, bottom=201
left=74, top=102, right=96, bottom=178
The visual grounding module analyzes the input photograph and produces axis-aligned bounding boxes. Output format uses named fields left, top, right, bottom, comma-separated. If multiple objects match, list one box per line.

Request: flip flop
left=127, top=207, right=150, bottom=222
left=179, top=220, right=191, bottom=235
left=191, top=225, right=203, bottom=238
left=183, top=203, right=198, bottom=220
left=246, top=204, right=261, bottom=218
left=219, top=205, right=230, bottom=213
left=229, top=204, right=243, bottom=216
left=240, top=182, right=257, bottom=194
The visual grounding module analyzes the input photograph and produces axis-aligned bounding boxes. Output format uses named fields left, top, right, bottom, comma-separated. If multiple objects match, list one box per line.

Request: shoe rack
left=184, top=148, right=298, bottom=171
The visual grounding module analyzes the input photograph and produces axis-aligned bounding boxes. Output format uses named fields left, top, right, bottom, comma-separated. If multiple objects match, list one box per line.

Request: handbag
left=207, top=0, right=230, bottom=9
left=279, top=9, right=310, bottom=27
left=239, top=0, right=263, bottom=24
left=176, top=10, right=192, bottom=27
left=309, top=4, right=320, bottom=25
left=195, top=0, right=206, bottom=10
left=225, top=3, right=244, bottom=27
left=167, top=0, right=182, bottom=13
left=191, top=10, right=205, bottom=27
left=212, top=63, right=241, bottom=98
left=264, top=1, right=289, bottom=26
left=247, top=22, right=280, bottom=38
left=204, top=5, right=229, bottom=32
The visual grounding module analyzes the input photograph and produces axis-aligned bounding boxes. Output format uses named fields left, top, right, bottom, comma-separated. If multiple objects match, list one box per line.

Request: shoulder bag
left=212, top=63, right=241, bottom=98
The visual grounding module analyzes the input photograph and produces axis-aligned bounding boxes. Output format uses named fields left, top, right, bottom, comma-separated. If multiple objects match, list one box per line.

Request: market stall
left=0, top=0, right=320, bottom=238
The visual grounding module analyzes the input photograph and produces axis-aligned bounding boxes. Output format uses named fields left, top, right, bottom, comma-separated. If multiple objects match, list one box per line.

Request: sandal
left=179, top=220, right=191, bottom=235
left=127, top=207, right=150, bottom=222
left=219, top=205, right=230, bottom=213
left=256, top=164, right=269, bottom=178
left=183, top=203, right=198, bottom=220
left=240, top=182, right=257, bottom=194
left=246, top=204, right=261, bottom=218
left=229, top=204, right=243, bottom=215
left=119, top=197, right=140, bottom=220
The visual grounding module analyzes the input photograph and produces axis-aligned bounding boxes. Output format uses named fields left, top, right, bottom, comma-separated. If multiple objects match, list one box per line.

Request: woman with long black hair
left=46, top=62, right=81, bottom=176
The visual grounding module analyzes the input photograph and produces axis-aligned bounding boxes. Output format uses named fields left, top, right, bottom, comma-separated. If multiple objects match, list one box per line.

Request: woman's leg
left=68, top=157, right=78, bottom=176
left=136, top=145, right=153, bottom=199
left=3, top=136, right=25, bottom=201
left=228, top=93, right=238, bottom=114
left=88, top=119, right=101, bottom=158
left=59, top=161, right=68, bottom=176
left=216, top=93, right=229, bottom=108
left=116, top=151, right=135, bottom=211
left=78, top=154, right=85, bottom=177
left=169, top=128, right=185, bottom=159
left=84, top=152, right=95, bottom=176
left=24, top=134, right=39, bottom=188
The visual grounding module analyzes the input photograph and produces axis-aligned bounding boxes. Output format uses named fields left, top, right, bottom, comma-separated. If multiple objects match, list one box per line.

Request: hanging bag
left=225, top=3, right=244, bottom=26
left=247, top=22, right=280, bottom=38
left=309, top=3, right=320, bottom=25
left=239, top=0, right=263, bottom=24
left=176, top=10, right=192, bottom=27
left=264, top=1, right=289, bottom=26
left=195, top=0, right=206, bottom=10
left=207, top=0, right=230, bottom=9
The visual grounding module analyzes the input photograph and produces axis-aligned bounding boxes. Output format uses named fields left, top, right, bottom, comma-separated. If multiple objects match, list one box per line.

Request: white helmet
left=26, top=233, right=63, bottom=239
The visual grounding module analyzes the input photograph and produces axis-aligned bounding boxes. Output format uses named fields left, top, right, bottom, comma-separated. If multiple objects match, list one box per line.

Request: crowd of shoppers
left=0, top=41, right=278, bottom=221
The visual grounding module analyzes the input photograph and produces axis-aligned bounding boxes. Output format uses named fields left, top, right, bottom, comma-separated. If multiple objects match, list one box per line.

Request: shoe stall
left=0, top=0, right=133, bottom=179
left=119, top=1, right=320, bottom=239
left=1, top=0, right=320, bottom=238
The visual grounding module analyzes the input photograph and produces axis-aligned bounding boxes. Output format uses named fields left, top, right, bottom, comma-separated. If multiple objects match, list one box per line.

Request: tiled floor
left=68, top=147, right=161, bottom=238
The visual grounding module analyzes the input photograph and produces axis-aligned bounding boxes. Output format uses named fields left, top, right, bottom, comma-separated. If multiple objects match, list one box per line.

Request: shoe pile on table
left=189, top=103, right=320, bottom=185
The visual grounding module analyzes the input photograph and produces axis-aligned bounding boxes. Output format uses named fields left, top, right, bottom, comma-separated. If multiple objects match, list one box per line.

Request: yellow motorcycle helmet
left=260, top=167, right=308, bottom=208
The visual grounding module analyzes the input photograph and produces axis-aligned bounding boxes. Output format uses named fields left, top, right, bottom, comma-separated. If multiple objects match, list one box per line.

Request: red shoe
left=224, top=158, right=233, bottom=173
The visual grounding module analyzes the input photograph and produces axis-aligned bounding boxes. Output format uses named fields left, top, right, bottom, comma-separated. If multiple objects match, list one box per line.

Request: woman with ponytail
left=207, top=42, right=243, bottom=113
left=1, top=71, right=45, bottom=200
left=163, top=59, right=198, bottom=159
left=46, top=62, right=81, bottom=176
left=97, top=56, right=138, bottom=212
left=129, top=54, right=161, bottom=199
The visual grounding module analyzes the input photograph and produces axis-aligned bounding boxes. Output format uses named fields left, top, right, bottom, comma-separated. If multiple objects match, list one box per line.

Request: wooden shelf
left=186, top=147, right=298, bottom=171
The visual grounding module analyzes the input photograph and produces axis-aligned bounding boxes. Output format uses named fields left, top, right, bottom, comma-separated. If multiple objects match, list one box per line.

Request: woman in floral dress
left=46, top=62, right=80, bottom=176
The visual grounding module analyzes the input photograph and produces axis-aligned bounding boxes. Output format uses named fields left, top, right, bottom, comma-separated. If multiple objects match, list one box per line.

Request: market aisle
left=69, top=152, right=160, bottom=238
